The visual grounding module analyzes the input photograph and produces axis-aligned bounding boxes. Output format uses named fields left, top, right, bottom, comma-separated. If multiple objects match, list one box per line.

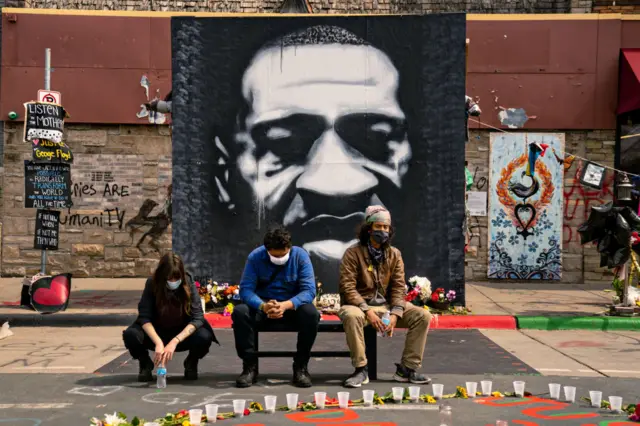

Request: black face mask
left=371, top=230, right=389, bottom=245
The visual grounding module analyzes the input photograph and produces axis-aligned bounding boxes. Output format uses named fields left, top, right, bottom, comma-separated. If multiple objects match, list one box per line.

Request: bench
left=254, top=320, right=378, bottom=380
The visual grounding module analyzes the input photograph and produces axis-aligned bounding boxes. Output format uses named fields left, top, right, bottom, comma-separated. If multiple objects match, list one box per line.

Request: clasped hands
left=262, top=299, right=293, bottom=319
left=367, top=310, right=397, bottom=337
left=153, top=338, right=179, bottom=367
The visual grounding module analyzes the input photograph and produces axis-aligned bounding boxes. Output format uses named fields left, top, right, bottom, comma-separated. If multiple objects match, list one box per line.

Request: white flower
left=233, top=289, right=239, bottom=295
left=213, top=281, right=218, bottom=285
left=211, top=296, right=218, bottom=304
left=103, top=413, right=127, bottom=426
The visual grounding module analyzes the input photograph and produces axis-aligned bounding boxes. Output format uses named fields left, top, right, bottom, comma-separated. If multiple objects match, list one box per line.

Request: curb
left=205, top=314, right=518, bottom=330
left=516, top=316, right=640, bottom=331
left=2, top=313, right=136, bottom=327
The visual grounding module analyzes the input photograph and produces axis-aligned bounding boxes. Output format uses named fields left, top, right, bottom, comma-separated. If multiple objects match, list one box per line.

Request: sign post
left=40, top=48, right=52, bottom=275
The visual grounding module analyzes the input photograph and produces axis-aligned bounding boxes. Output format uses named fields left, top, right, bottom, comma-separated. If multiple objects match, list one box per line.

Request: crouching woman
left=123, top=253, right=217, bottom=381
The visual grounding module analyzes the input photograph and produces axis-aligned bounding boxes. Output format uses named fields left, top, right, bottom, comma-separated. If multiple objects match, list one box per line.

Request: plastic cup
left=513, top=381, right=525, bottom=397
left=392, top=387, right=404, bottom=402
left=338, top=391, right=350, bottom=408
left=432, top=384, right=444, bottom=399
left=609, top=396, right=623, bottom=412
left=408, top=386, right=420, bottom=402
left=549, top=383, right=561, bottom=400
left=205, top=404, right=218, bottom=423
left=481, top=380, right=493, bottom=396
left=466, top=381, right=478, bottom=398
left=286, top=393, right=299, bottom=410
left=563, top=386, right=576, bottom=403
left=314, top=392, right=326, bottom=409
left=189, top=409, right=203, bottom=425
left=589, top=391, right=602, bottom=408
left=264, top=395, right=277, bottom=414
left=233, top=400, right=245, bottom=417
left=363, top=389, right=375, bottom=406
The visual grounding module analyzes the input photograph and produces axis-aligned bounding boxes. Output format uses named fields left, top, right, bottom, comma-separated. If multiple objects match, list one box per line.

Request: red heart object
left=32, top=276, right=69, bottom=306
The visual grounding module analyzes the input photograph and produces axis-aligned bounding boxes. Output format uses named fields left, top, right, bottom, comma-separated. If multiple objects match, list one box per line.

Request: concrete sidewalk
left=0, top=278, right=616, bottom=327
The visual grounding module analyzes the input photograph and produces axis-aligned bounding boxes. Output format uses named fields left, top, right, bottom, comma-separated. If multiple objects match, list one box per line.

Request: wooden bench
left=254, top=320, right=379, bottom=380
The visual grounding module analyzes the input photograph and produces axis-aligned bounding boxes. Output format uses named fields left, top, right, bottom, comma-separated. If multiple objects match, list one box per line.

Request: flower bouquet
left=405, top=276, right=432, bottom=306
left=196, top=280, right=241, bottom=312
left=90, top=412, right=144, bottom=426
left=429, top=287, right=456, bottom=310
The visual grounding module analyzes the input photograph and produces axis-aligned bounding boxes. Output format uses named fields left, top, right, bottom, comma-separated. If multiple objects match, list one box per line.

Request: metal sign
left=38, top=90, right=61, bottom=105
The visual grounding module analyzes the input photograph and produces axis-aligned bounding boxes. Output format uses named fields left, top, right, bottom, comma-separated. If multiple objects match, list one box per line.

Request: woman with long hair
left=123, top=252, right=217, bottom=382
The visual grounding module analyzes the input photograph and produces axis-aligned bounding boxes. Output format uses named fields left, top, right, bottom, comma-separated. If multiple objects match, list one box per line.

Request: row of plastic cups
left=548, top=384, right=623, bottom=411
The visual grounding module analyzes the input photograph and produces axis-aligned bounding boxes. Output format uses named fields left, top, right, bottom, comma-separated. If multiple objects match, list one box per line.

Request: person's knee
left=416, top=309, right=432, bottom=328
left=297, top=303, right=320, bottom=324
left=231, top=303, right=251, bottom=322
left=340, top=307, right=365, bottom=327
left=191, top=327, right=214, bottom=346
left=122, top=325, right=142, bottom=345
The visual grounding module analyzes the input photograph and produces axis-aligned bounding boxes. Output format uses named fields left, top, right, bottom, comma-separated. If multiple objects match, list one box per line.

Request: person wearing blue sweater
left=232, top=225, right=319, bottom=388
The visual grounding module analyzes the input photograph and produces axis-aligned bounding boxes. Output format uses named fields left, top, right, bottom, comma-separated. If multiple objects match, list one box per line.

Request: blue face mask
left=167, top=279, right=182, bottom=290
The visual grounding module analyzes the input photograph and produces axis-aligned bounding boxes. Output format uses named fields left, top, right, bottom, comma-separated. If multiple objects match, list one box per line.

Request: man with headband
left=338, top=205, right=432, bottom=388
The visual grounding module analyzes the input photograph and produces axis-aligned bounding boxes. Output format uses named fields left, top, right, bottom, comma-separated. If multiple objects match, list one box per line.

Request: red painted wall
left=1, top=11, right=639, bottom=129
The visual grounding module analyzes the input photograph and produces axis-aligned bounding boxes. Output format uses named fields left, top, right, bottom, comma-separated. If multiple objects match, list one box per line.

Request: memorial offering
left=24, top=161, right=72, bottom=209
left=23, top=101, right=67, bottom=143
left=34, top=209, right=60, bottom=250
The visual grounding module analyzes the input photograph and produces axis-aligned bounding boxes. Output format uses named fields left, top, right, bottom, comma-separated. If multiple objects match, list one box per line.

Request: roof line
left=0, top=8, right=634, bottom=20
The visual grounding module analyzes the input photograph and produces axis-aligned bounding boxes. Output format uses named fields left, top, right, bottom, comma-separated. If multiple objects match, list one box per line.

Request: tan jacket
left=339, top=243, right=407, bottom=318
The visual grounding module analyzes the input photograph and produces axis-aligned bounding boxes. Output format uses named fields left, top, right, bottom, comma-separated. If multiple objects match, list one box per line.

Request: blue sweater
left=239, top=246, right=316, bottom=310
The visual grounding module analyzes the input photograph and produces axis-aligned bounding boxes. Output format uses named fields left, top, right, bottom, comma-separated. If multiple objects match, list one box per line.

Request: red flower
left=406, top=289, right=419, bottom=302
left=195, top=281, right=201, bottom=288
left=431, top=293, right=440, bottom=302
left=635, top=403, right=640, bottom=415
left=243, top=408, right=250, bottom=416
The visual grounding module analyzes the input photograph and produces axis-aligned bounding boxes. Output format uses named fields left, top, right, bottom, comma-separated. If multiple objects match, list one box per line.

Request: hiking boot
left=393, top=363, right=431, bottom=384
left=236, top=361, right=258, bottom=388
left=292, top=362, right=313, bottom=388
left=343, top=366, right=369, bottom=388
left=184, top=355, right=199, bottom=380
left=138, top=355, right=154, bottom=382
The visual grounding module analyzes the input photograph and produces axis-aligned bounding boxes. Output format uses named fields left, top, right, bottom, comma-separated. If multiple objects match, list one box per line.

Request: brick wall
left=14, top=0, right=585, bottom=13
left=465, top=129, right=616, bottom=284
left=2, top=122, right=172, bottom=278
left=593, top=0, right=640, bottom=13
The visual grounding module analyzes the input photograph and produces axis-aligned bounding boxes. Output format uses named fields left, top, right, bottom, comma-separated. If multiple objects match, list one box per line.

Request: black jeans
left=122, top=322, right=215, bottom=361
left=231, top=303, right=320, bottom=365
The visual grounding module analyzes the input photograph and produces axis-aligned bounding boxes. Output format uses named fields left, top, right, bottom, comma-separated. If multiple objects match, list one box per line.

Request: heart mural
left=514, top=203, right=536, bottom=239
left=29, top=273, right=72, bottom=314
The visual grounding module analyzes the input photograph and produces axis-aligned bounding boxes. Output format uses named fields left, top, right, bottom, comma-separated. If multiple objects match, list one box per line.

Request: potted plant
left=429, top=288, right=456, bottom=310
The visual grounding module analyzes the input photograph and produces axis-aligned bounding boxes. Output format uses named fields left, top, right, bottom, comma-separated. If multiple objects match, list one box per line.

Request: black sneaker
left=292, top=363, right=312, bottom=388
left=343, top=366, right=369, bottom=388
left=236, top=361, right=258, bottom=388
left=137, top=355, right=154, bottom=382
left=393, top=363, right=431, bottom=384
left=184, top=355, right=199, bottom=380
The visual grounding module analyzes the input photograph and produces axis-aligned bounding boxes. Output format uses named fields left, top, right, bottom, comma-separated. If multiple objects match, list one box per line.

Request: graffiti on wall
left=60, top=154, right=172, bottom=252
left=488, top=133, right=565, bottom=280
left=171, top=15, right=467, bottom=294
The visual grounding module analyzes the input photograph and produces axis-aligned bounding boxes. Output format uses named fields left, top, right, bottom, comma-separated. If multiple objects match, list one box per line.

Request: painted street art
left=488, top=133, right=565, bottom=280
left=171, top=15, right=467, bottom=296
left=125, top=184, right=172, bottom=253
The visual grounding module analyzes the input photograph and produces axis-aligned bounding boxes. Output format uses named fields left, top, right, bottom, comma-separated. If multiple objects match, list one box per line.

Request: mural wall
left=171, top=15, right=467, bottom=296
left=488, top=133, right=565, bottom=280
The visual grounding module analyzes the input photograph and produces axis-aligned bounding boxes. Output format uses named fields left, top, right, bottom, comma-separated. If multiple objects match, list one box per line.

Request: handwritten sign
left=32, top=139, right=73, bottom=163
left=24, top=161, right=72, bottom=209
left=23, top=102, right=67, bottom=143
left=34, top=209, right=60, bottom=250
left=467, top=191, right=487, bottom=216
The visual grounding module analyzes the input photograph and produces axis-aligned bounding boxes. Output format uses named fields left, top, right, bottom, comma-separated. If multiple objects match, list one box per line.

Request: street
left=1, top=328, right=639, bottom=425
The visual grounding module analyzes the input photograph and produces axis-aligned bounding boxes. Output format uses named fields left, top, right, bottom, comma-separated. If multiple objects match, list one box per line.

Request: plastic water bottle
left=378, top=311, right=391, bottom=337
left=439, top=405, right=453, bottom=426
left=157, top=367, right=167, bottom=388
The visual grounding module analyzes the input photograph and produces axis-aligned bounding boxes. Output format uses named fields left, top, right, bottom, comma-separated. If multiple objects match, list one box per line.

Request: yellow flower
left=492, top=391, right=504, bottom=397
left=455, top=386, right=468, bottom=399
left=250, top=402, right=263, bottom=411
left=182, top=421, right=190, bottom=426
left=425, top=395, right=437, bottom=404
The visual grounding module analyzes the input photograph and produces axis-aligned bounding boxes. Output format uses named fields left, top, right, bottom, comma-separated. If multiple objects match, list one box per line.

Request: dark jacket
left=135, top=276, right=217, bottom=343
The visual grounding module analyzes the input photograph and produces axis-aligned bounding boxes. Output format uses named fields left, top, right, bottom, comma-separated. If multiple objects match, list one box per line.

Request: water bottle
left=439, top=405, right=453, bottom=426
left=378, top=311, right=391, bottom=337
left=157, top=367, right=167, bottom=389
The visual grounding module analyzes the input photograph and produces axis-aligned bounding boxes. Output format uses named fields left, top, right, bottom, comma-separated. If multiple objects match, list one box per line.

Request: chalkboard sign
left=34, top=209, right=60, bottom=250
left=32, top=139, right=73, bottom=163
left=23, top=102, right=67, bottom=143
left=24, top=161, right=72, bottom=209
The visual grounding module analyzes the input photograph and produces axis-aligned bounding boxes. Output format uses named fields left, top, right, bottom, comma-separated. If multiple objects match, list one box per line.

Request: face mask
left=269, top=252, right=290, bottom=266
left=167, top=279, right=182, bottom=290
left=371, top=230, right=389, bottom=245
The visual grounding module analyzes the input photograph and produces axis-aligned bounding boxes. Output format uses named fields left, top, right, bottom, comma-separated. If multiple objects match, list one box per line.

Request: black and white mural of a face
left=232, top=28, right=411, bottom=267
left=172, top=16, right=467, bottom=298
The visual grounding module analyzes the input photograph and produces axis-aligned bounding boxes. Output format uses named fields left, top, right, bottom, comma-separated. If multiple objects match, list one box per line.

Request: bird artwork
left=496, top=142, right=554, bottom=239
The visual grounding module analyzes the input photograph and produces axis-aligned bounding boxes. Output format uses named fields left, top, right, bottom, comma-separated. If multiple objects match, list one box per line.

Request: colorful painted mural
left=488, top=133, right=565, bottom=280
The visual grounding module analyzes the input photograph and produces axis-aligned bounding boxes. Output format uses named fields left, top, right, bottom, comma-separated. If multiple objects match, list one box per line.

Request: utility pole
left=40, top=48, right=51, bottom=275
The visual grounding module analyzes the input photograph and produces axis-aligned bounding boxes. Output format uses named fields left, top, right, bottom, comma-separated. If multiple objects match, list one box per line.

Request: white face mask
left=269, top=252, right=290, bottom=266
left=167, top=279, right=182, bottom=290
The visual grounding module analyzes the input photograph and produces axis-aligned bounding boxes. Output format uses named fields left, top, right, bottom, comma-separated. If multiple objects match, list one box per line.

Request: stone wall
left=465, top=129, right=616, bottom=284
left=2, top=122, right=172, bottom=277
left=11, top=0, right=587, bottom=13
left=593, top=0, right=640, bottom=13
